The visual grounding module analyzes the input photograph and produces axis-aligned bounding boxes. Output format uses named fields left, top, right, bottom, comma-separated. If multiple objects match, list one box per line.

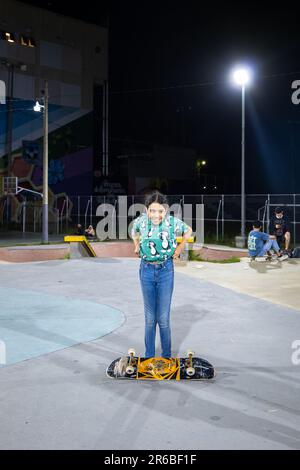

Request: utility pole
left=231, top=66, right=251, bottom=247
left=102, top=80, right=109, bottom=176
left=42, top=80, right=49, bottom=243
left=6, top=63, right=14, bottom=176
left=241, top=84, right=246, bottom=240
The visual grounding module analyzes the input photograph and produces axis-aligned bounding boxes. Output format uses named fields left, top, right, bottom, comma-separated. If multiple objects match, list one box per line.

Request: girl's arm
left=131, top=218, right=141, bottom=255
left=173, top=225, right=193, bottom=259
left=132, top=234, right=140, bottom=254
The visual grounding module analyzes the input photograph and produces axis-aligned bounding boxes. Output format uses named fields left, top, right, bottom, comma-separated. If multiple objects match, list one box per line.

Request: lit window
left=0, top=31, right=15, bottom=42
left=21, top=36, right=28, bottom=46
left=28, top=37, right=36, bottom=47
left=5, top=32, right=15, bottom=42
left=21, top=36, right=36, bottom=47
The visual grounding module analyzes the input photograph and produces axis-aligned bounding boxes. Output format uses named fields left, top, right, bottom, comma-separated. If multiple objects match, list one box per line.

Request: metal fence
left=1, top=193, right=300, bottom=244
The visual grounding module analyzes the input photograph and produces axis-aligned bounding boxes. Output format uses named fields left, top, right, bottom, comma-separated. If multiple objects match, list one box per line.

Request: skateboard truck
left=126, top=348, right=137, bottom=375
left=185, top=350, right=195, bottom=377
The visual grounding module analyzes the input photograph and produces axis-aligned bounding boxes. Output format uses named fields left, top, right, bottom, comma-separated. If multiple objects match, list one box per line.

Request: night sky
left=20, top=1, right=300, bottom=193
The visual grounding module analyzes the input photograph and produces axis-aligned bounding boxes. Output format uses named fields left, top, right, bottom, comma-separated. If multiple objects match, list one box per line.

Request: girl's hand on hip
left=173, top=246, right=182, bottom=259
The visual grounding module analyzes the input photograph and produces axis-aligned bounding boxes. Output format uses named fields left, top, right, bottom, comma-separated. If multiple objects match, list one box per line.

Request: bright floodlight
left=232, top=67, right=251, bottom=86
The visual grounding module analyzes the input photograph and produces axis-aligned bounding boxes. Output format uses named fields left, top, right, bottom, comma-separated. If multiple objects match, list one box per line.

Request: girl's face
left=147, top=202, right=167, bottom=225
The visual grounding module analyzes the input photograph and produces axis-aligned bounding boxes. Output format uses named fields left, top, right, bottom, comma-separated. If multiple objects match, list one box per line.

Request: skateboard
left=250, top=254, right=289, bottom=263
left=106, top=349, right=215, bottom=381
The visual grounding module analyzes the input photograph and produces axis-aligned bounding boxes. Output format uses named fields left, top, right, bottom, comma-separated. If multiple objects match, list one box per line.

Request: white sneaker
left=255, top=256, right=267, bottom=262
left=278, top=254, right=288, bottom=262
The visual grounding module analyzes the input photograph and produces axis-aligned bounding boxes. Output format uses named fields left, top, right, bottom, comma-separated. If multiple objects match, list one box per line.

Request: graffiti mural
left=0, top=98, right=94, bottom=227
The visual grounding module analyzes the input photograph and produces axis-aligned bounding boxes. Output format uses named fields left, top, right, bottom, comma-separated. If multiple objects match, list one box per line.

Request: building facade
left=0, top=0, right=108, bottom=226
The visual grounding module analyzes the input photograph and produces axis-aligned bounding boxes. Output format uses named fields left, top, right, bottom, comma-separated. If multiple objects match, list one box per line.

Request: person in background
left=74, top=224, right=84, bottom=235
left=85, top=225, right=95, bottom=238
left=248, top=220, right=288, bottom=262
left=270, top=207, right=291, bottom=255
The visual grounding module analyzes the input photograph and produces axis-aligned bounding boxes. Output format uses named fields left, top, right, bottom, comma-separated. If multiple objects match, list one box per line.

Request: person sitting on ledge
left=85, top=225, right=96, bottom=239
left=248, top=220, right=288, bottom=262
left=74, top=224, right=84, bottom=235
left=270, top=206, right=291, bottom=255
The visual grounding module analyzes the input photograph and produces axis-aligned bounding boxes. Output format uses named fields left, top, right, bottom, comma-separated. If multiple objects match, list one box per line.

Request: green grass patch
left=203, top=256, right=240, bottom=264
left=189, top=249, right=240, bottom=263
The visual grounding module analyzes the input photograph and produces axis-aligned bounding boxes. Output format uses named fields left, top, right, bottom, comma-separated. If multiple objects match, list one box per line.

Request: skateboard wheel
left=186, top=350, right=195, bottom=356
left=126, top=366, right=135, bottom=375
left=186, top=367, right=195, bottom=377
left=127, top=348, right=136, bottom=356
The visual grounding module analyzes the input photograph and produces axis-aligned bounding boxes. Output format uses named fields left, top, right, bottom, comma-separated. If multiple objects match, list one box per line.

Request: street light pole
left=231, top=66, right=251, bottom=247
left=42, top=80, right=49, bottom=243
left=241, top=84, right=245, bottom=239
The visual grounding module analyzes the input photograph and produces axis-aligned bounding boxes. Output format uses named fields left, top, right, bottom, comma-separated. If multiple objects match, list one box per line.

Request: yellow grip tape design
left=137, top=357, right=180, bottom=380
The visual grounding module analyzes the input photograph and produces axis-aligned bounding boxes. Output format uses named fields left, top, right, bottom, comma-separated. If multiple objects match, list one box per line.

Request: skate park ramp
left=64, top=236, right=96, bottom=258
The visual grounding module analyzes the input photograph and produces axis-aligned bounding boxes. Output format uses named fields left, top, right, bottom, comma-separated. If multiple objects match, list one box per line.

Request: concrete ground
left=182, top=257, right=300, bottom=311
left=0, top=257, right=300, bottom=450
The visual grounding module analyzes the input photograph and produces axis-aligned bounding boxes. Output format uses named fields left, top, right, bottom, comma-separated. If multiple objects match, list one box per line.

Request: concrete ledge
left=0, top=241, right=248, bottom=263
left=193, top=245, right=247, bottom=261
left=91, top=241, right=136, bottom=258
left=0, top=241, right=137, bottom=262
left=0, top=245, right=68, bottom=263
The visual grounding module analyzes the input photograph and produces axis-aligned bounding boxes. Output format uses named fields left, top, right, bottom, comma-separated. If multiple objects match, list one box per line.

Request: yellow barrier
left=175, top=236, right=195, bottom=263
left=176, top=236, right=195, bottom=243
left=64, top=235, right=96, bottom=257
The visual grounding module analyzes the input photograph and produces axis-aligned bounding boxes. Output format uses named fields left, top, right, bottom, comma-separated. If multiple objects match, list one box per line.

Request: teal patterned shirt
left=132, top=214, right=190, bottom=262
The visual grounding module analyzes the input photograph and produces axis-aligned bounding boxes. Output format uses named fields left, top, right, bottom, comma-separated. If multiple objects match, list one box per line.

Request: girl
left=132, top=191, right=192, bottom=358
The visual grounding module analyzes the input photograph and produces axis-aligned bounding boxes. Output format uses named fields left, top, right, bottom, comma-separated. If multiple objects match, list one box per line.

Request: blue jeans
left=258, top=239, right=280, bottom=257
left=139, top=258, right=174, bottom=358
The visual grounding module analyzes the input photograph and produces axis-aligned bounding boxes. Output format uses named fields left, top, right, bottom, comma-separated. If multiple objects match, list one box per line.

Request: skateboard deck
left=106, top=352, right=215, bottom=381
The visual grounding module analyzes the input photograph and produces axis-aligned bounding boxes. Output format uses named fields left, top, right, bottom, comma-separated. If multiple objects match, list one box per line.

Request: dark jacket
left=75, top=226, right=84, bottom=235
left=270, top=215, right=290, bottom=237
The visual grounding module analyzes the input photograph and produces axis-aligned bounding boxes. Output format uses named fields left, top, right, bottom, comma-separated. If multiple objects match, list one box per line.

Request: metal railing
left=1, top=193, right=299, bottom=244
